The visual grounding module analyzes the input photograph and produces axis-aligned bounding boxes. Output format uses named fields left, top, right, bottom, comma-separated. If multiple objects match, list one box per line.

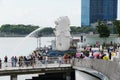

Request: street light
left=38, top=33, right=42, bottom=48
left=35, top=32, right=42, bottom=49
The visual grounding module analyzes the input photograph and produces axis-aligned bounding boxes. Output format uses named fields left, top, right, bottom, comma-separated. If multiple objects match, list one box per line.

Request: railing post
left=10, top=74, right=17, bottom=80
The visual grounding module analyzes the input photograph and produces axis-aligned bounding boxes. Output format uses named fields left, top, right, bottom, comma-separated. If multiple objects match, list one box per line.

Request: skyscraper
left=81, top=0, right=118, bottom=26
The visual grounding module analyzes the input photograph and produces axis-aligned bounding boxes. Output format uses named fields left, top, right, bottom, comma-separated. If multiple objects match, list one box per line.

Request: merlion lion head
left=54, top=16, right=70, bottom=27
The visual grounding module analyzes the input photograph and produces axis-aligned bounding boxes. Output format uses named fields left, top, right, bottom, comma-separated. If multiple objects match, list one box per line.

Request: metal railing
left=0, top=58, right=73, bottom=69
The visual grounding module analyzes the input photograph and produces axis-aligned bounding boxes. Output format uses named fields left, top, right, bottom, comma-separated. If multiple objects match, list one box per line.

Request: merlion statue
left=54, top=16, right=71, bottom=51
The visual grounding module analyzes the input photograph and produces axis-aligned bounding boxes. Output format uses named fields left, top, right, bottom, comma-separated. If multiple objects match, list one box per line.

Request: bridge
left=0, top=58, right=120, bottom=80
left=0, top=59, right=73, bottom=80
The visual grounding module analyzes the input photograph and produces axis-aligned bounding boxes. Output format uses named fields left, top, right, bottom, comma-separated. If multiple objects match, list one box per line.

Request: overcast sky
left=0, top=0, right=119, bottom=27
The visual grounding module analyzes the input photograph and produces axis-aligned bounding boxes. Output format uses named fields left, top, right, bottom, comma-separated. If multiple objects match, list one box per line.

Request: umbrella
left=75, top=52, right=81, bottom=58
left=111, top=52, right=115, bottom=56
left=93, top=52, right=101, bottom=58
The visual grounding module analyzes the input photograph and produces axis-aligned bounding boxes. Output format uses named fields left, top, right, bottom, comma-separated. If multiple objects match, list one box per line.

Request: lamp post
left=38, top=33, right=42, bottom=48
left=35, top=32, right=39, bottom=49
left=35, top=32, right=42, bottom=49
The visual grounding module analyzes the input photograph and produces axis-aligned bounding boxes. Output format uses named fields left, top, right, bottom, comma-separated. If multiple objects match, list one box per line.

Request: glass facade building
left=81, top=0, right=118, bottom=26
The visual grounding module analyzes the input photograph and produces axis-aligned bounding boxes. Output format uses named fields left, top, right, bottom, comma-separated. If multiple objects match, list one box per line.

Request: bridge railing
left=0, top=58, right=72, bottom=69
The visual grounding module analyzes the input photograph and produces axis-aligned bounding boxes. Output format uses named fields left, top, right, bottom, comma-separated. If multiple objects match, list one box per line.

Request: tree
left=113, top=20, right=120, bottom=37
left=97, top=21, right=110, bottom=46
left=0, top=24, right=39, bottom=35
left=97, top=21, right=110, bottom=37
left=39, top=27, right=54, bottom=36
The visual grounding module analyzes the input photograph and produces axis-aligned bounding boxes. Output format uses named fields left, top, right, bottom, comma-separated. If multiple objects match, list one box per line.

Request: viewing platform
left=0, top=59, right=73, bottom=80
left=0, top=58, right=120, bottom=80
left=0, top=64, right=72, bottom=76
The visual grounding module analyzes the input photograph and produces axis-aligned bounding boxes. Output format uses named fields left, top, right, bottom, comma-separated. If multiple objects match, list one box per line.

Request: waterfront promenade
left=0, top=58, right=120, bottom=80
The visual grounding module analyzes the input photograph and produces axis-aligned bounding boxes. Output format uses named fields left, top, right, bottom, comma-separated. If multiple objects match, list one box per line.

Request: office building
left=81, top=0, right=118, bottom=26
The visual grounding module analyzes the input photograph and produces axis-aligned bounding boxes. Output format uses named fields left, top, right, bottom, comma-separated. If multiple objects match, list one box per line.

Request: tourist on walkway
left=58, top=55, right=62, bottom=65
left=0, top=58, right=2, bottom=69
left=31, top=55, right=35, bottom=68
left=45, top=55, right=48, bottom=64
left=68, top=55, right=71, bottom=63
left=14, top=56, right=18, bottom=67
left=63, top=54, right=67, bottom=64
left=109, top=51, right=112, bottom=60
left=19, top=56, right=24, bottom=67
left=23, top=56, right=28, bottom=67
left=4, top=56, right=8, bottom=67
left=11, top=56, right=15, bottom=67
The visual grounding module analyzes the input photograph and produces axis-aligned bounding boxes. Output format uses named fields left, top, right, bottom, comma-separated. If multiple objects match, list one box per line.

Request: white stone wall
left=74, top=59, right=120, bottom=80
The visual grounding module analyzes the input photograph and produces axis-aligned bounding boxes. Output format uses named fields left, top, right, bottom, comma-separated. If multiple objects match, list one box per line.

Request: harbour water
left=0, top=37, right=55, bottom=58
left=0, top=37, right=54, bottom=80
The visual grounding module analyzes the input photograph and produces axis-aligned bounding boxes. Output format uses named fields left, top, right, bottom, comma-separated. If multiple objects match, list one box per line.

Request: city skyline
left=0, top=0, right=119, bottom=27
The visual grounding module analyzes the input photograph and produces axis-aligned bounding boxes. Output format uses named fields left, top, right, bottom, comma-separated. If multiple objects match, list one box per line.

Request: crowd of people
left=0, top=49, right=49, bottom=68
left=0, top=44, right=120, bottom=69
left=75, top=44, right=120, bottom=61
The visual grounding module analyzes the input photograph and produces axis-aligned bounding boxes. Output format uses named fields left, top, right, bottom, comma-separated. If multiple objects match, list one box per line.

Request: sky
left=0, top=0, right=119, bottom=27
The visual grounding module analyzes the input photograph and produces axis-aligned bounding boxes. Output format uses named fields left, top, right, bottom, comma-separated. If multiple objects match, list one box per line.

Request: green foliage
left=38, top=27, right=54, bottom=35
left=0, top=24, right=39, bottom=35
left=113, top=20, right=120, bottom=37
left=1, top=23, right=119, bottom=37
left=70, top=26, right=96, bottom=34
left=97, top=21, right=110, bottom=38
left=108, top=24, right=117, bottom=34
left=70, top=26, right=78, bottom=34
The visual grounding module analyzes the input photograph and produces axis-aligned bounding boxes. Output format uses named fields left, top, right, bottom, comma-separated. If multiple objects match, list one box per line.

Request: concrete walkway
left=73, top=66, right=109, bottom=80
